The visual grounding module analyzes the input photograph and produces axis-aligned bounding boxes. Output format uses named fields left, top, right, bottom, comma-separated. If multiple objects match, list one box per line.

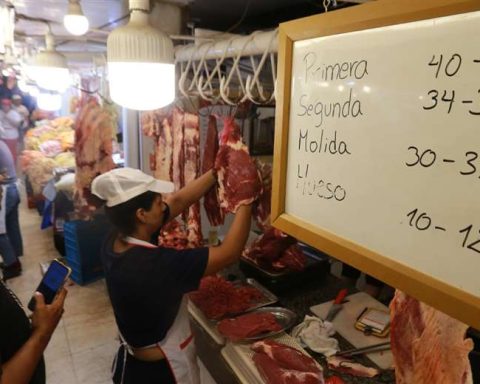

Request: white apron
left=114, top=236, right=201, bottom=384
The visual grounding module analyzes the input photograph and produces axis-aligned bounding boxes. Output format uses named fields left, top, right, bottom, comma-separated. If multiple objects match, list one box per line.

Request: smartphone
left=28, top=259, right=71, bottom=311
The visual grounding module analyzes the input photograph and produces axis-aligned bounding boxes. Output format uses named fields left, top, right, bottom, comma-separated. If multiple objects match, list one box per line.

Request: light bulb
left=37, top=92, right=62, bottom=111
left=107, top=0, right=175, bottom=110
left=108, top=62, right=175, bottom=110
left=64, top=14, right=89, bottom=36
left=64, top=1, right=89, bottom=36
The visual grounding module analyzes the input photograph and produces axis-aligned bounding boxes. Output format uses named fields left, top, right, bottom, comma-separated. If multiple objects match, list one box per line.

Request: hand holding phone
left=28, top=259, right=71, bottom=312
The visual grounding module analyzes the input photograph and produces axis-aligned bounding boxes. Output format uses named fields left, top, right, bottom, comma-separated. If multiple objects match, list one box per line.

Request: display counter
left=190, top=264, right=396, bottom=384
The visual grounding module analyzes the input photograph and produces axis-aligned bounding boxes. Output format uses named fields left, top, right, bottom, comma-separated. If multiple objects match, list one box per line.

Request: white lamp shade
left=64, top=14, right=89, bottom=36
left=28, top=66, right=71, bottom=92
left=28, top=34, right=71, bottom=92
left=37, top=92, right=62, bottom=111
left=107, top=4, right=175, bottom=110
left=108, top=62, right=174, bottom=110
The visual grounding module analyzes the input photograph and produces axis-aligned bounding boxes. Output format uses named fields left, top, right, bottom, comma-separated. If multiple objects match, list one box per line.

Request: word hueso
left=297, top=89, right=363, bottom=127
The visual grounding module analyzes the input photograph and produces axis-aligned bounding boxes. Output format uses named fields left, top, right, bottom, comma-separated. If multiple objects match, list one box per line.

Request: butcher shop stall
left=2, top=0, right=479, bottom=383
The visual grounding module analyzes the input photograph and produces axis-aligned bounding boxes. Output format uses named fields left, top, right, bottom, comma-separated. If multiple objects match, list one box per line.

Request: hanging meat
left=253, top=160, right=273, bottom=230
left=390, top=290, right=473, bottom=384
left=202, top=115, right=225, bottom=226
left=183, top=112, right=203, bottom=247
left=154, top=117, right=173, bottom=181
left=215, top=116, right=262, bottom=213
left=74, top=97, right=115, bottom=216
left=251, top=340, right=324, bottom=384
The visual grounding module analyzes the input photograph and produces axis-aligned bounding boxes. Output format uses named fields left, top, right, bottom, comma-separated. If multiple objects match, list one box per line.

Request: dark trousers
left=0, top=184, right=23, bottom=266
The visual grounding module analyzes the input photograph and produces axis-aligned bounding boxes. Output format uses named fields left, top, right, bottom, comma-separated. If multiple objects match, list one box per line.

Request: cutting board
left=310, top=292, right=393, bottom=370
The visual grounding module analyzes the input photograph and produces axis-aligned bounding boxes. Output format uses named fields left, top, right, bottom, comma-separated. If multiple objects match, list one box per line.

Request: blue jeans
left=0, top=184, right=23, bottom=266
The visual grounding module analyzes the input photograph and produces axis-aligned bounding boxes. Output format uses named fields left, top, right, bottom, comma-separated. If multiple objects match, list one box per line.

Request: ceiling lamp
left=28, top=31, right=71, bottom=92
left=37, top=92, right=62, bottom=111
left=107, top=0, right=175, bottom=110
left=64, top=0, right=89, bottom=36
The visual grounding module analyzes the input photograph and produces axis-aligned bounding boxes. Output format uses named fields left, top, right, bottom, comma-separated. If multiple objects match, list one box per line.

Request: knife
left=325, top=288, right=348, bottom=322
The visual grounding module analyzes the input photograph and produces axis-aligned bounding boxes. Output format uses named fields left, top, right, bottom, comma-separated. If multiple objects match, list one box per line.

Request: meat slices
left=217, top=312, right=282, bottom=342
left=215, top=116, right=262, bottom=213
left=252, top=340, right=324, bottom=384
left=390, top=290, right=473, bottom=384
left=202, top=115, right=225, bottom=226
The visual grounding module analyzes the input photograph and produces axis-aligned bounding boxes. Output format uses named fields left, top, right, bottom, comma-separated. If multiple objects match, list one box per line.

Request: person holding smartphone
left=92, top=165, right=259, bottom=384
left=0, top=280, right=67, bottom=384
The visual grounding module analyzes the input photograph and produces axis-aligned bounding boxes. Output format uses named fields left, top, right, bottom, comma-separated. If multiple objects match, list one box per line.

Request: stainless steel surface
left=336, top=341, right=391, bottom=357
left=244, top=278, right=278, bottom=310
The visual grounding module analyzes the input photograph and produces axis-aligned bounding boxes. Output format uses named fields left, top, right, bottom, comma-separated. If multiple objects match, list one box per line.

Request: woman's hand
left=31, top=289, right=67, bottom=342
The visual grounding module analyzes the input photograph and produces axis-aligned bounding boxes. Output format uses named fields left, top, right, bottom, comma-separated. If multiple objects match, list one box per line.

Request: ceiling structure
left=5, top=0, right=360, bottom=56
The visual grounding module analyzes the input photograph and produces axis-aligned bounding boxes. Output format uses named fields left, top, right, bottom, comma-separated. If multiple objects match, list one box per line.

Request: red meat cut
left=242, top=227, right=307, bottom=272
left=390, top=290, right=473, bottom=384
left=215, top=116, right=262, bottom=213
left=253, top=353, right=324, bottom=384
left=202, top=115, right=225, bottom=226
left=273, top=244, right=307, bottom=272
left=217, top=312, right=282, bottom=342
left=252, top=340, right=322, bottom=374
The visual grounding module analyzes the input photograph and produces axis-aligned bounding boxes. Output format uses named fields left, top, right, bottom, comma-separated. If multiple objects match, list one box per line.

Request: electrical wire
left=223, top=0, right=252, bottom=34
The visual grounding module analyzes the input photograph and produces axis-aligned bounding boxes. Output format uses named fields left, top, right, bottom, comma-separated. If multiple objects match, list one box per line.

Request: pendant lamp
left=107, top=0, right=175, bottom=111
left=28, top=31, right=71, bottom=92
left=64, top=0, right=89, bottom=36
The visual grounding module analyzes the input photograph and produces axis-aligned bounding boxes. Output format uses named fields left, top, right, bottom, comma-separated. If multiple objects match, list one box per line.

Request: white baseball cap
left=91, top=168, right=175, bottom=207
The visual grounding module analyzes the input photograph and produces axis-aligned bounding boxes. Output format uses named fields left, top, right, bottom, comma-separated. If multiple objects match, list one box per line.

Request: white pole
left=174, top=30, right=278, bottom=62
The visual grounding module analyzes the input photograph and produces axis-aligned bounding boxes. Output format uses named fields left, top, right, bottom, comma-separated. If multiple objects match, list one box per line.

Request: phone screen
left=28, top=261, right=70, bottom=311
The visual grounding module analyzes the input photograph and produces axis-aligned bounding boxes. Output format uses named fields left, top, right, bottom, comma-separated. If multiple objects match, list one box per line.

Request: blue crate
left=63, top=215, right=111, bottom=285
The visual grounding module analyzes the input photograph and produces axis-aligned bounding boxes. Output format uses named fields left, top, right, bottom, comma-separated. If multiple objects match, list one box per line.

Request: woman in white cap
left=92, top=166, right=259, bottom=384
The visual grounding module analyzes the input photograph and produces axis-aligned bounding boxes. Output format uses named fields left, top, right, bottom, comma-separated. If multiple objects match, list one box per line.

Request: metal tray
left=189, top=278, right=278, bottom=322
left=218, top=307, right=298, bottom=342
left=240, top=244, right=330, bottom=278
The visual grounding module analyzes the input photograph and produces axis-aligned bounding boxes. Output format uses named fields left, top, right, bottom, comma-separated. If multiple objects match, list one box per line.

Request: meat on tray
left=189, top=276, right=264, bottom=320
left=242, top=227, right=307, bottom=272
left=390, top=290, right=473, bottom=384
left=215, top=116, right=262, bottom=213
left=217, top=311, right=282, bottom=342
left=252, top=340, right=324, bottom=384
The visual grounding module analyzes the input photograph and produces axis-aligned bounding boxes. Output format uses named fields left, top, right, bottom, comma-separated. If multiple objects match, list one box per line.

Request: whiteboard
left=284, top=10, right=480, bottom=300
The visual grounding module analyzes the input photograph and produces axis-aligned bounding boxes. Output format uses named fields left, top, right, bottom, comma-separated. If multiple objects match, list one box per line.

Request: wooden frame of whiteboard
left=272, top=0, right=480, bottom=328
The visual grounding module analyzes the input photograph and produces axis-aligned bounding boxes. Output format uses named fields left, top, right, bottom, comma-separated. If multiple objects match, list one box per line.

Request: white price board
left=272, top=0, right=480, bottom=327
